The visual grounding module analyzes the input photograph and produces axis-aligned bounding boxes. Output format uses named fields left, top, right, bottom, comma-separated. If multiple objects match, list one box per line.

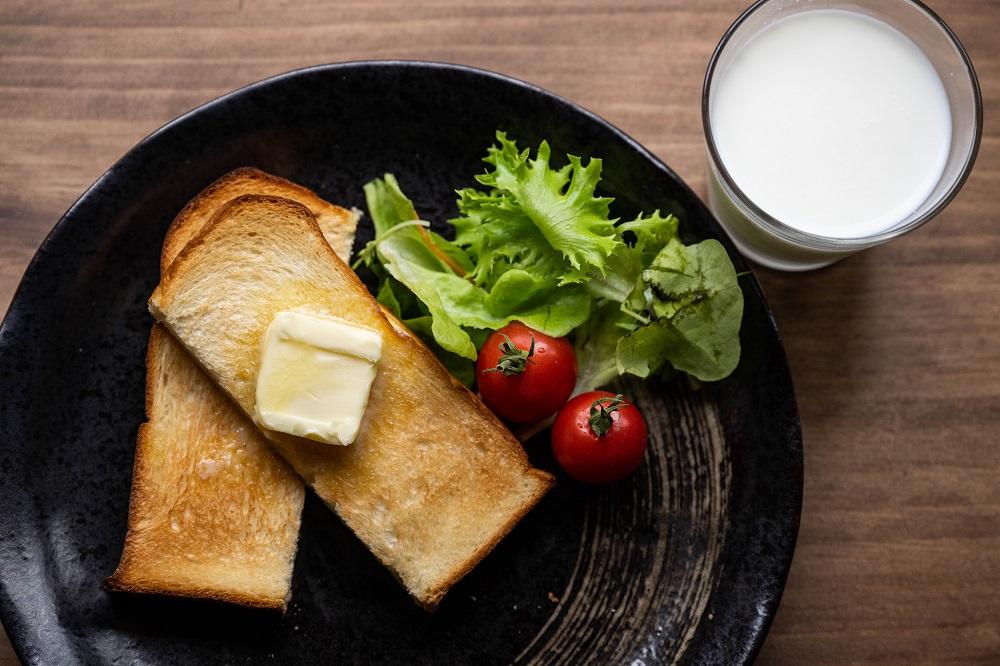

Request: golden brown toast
left=104, top=325, right=305, bottom=610
left=106, top=168, right=360, bottom=610
left=150, top=194, right=555, bottom=610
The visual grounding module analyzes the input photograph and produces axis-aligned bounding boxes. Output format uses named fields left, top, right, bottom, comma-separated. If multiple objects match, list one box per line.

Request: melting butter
left=255, top=310, right=382, bottom=446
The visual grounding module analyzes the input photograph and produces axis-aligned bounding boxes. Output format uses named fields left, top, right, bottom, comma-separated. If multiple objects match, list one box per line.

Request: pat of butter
left=255, top=310, right=382, bottom=446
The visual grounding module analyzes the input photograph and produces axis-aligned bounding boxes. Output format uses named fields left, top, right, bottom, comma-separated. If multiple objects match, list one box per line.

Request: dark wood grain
left=0, top=1, right=997, bottom=664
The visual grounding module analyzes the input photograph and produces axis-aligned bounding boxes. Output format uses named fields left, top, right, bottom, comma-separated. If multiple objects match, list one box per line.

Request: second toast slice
left=105, top=325, right=304, bottom=609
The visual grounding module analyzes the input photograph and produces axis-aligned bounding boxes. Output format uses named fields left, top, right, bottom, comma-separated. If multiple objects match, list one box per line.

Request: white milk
left=710, top=9, right=952, bottom=239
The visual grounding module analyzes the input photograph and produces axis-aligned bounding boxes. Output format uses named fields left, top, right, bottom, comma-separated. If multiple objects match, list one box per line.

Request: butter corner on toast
left=150, top=193, right=554, bottom=610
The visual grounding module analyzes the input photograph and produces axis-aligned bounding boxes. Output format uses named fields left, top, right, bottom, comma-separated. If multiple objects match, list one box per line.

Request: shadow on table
left=750, top=248, right=878, bottom=421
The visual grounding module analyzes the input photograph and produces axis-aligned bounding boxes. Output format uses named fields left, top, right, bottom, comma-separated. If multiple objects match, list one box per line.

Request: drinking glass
left=702, top=0, right=982, bottom=271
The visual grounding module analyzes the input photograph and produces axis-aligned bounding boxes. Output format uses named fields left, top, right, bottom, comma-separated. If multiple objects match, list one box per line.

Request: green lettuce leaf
left=470, top=132, right=621, bottom=282
left=375, top=279, right=402, bottom=318
left=451, top=188, right=566, bottom=288
left=483, top=269, right=591, bottom=334
left=619, top=210, right=680, bottom=261
left=585, top=210, right=679, bottom=302
left=400, top=316, right=477, bottom=387
left=617, top=238, right=743, bottom=382
left=366, top=173, right=421, bottom=237
left=363, top=173, right=590, bottom=359
left=375, top=277, right=421, bottom=319
left=584, top=245, right=642, bottom=303
left=374, top=239, right=479, bottom=358
left=377, top=240, right=589, bottom=338
left=362, top=175, right=479, bottom=358
left=574, top=300, right=640, bottom=393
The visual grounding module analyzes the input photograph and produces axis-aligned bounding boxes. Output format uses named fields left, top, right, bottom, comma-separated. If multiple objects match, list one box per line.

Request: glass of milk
left=703, top=0, right=982, bottom=271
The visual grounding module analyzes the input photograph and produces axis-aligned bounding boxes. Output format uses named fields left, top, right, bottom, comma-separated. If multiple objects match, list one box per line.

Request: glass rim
left=701, top=0, right=984, bottom=250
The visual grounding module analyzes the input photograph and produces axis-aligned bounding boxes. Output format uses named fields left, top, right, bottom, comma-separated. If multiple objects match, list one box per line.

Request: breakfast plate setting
left=2, top=0, right=989, bottom=662
left=0, top=60, right=804, bottom=664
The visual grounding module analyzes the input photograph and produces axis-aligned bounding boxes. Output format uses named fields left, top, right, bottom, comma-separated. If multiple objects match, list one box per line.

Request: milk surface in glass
left=710, top=9, right=952, bottom=239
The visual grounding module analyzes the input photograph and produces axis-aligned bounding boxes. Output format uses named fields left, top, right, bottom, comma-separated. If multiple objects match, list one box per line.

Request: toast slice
left=106, top=168, right=360, bottom=610
left=150, top=195, right=555, bottom=610
left=104, top=325, right=305, bottom=609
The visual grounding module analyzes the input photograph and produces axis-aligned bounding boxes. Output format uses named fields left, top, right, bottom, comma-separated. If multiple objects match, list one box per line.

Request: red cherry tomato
left=551, top=391, right=648, bottom=484
left=476, top=322, right=577, bottom=424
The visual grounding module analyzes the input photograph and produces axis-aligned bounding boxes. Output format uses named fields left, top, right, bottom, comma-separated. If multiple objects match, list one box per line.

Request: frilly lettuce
left=358, top=132, right=744, bottom=390
left=465, top=132, right=621, bottom=284
left=359, top=173, right=590, bottom=365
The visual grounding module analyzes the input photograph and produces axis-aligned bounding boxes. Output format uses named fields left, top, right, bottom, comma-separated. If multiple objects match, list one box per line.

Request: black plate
left=0, top=62, right=801, bottom=665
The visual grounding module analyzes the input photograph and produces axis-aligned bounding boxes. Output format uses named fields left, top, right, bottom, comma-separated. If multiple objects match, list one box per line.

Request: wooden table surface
left=1, top=1, right=997, bottom=663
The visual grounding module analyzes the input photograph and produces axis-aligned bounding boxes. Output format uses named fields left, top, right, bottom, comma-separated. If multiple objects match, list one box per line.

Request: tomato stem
left=588, top=394, right=628, bottom=437
left=485, top=334, right=535, bottom=376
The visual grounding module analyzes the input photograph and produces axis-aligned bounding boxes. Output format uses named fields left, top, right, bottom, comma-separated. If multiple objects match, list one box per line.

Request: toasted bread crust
left=151, top=194, right=554, bottom=610
left=103, top=571, right=286, bottom=611
left=161, top=167, right=357, bottom=272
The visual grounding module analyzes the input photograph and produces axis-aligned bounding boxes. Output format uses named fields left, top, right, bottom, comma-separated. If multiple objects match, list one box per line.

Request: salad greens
left=355, top=132, right=744, bottom=390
